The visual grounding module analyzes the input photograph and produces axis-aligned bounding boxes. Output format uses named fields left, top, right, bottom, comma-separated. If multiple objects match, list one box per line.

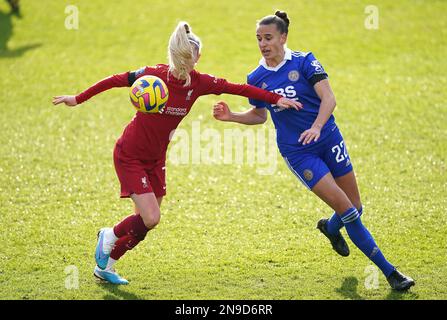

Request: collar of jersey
left=259, top=47, right=292, bottom=72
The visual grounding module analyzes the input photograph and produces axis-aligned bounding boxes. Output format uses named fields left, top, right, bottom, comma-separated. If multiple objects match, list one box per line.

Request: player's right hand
left=213, top=101, right=232, bottom=121
left=277, top=97, right=303, bottom=111
left=52, top=95, right=78, bottom=107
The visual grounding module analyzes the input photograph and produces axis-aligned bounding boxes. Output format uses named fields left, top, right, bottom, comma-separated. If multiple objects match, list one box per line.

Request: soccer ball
left=129, top=75, right=169, bottom=113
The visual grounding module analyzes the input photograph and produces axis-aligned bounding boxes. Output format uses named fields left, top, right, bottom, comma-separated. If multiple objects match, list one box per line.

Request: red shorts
left=113, top=143, right=166, bottom=198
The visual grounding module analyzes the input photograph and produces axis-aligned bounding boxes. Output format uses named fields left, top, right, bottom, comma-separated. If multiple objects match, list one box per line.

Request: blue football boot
left=93, top=265, right=129, bottom=285
left=95, top=228, right=111, bottom=270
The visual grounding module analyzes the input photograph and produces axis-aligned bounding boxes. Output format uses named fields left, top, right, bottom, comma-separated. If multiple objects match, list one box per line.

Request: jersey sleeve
left=198, top=73, right=228, bottom=95
left=247, top=75, right=269, bottom=109
left=302, top=52, right=328, bottom=86
left=127, top=66, right=158, bottom=85
left=75, top=71, right=130, bottom=104
left=75, top=66, right=160, bottom=104
left=198, top=73, right=281, bottom=105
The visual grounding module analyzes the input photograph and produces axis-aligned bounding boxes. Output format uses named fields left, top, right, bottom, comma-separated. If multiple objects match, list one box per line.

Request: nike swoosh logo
left=97, top=233, right=107, bottom=260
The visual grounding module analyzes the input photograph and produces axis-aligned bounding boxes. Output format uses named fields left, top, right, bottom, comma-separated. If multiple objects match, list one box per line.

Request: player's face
left=193, top=46, right=201, bottom=64
left=256, top=24, right=287, bottom=61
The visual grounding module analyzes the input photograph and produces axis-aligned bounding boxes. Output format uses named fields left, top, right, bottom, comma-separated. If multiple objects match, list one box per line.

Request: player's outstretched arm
left=52, top=72, right=131, bottom=107
left=222, top=82, right=303, bottom=111
left=213, top=101, right=267, bottom=125
left=201, top=75, right=302, bottom=111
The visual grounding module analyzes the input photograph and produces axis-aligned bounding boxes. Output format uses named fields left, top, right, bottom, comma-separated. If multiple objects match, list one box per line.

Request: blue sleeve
left=247, top=75, right=269, bottom=109
left=302, top=52, right=328, bottom=85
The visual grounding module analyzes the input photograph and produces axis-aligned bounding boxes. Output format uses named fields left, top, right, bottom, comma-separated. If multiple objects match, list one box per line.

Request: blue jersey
left=248, top=48, right=337, bottom=155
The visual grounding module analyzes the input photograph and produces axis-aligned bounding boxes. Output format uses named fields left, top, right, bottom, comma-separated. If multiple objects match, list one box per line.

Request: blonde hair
left=168, top=21, right=202, bottom=86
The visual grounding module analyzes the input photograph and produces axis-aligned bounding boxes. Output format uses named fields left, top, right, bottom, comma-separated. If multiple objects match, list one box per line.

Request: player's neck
left=265, top=50, right=285, bottom=68
left=171, top=68, right=193, bottom=80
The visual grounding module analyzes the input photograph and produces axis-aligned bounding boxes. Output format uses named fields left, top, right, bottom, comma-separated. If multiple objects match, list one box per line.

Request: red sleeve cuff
left=269, top=92, right=282, bottom=104
left=75, top=94, right=84, bottom=104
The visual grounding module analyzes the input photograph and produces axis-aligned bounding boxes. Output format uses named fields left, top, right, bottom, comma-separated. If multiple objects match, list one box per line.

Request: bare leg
left=311, top=172, right=353, bottom=214
left=131, top=193, right=161, bottom=230
left=334, top=171, right=362, bottom=211
left=134, top=196, right=163, bottom=217
left=107, top=193, right=161, bottom=267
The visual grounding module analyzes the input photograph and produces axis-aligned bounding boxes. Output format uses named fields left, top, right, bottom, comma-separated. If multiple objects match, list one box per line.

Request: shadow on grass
left=385, top=289, right=419, bottom=300
left=335, top=277, right=364, bottom=300
left=0, top=8, right=42, bottom=58
left=336, top=276, right=419, bottom=300
left=0, top=43, right=42, bottom=58
left=96, top=282, right=142, bottom=300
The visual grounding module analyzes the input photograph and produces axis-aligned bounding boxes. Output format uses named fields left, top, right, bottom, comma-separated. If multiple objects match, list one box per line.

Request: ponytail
left=168, top=21, right=201, bottom=86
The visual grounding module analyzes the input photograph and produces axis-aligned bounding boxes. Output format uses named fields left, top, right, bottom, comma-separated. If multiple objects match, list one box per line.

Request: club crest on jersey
left=261, top=82, right=268, bottom=89
left=141, top=177, right=148, bottom=188
left=186, top=89, right=194, bottom=101
left=303, top=169, right=313, bottom=181
left=288, top=70, right=300, bottom=82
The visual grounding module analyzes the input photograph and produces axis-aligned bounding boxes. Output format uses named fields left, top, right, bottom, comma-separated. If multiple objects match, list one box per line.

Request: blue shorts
left=282, top=128, right=353, bottom=190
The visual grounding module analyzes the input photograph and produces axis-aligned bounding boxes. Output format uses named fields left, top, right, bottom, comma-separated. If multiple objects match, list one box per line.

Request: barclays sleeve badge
left=311, top=60, right=324, bottom=73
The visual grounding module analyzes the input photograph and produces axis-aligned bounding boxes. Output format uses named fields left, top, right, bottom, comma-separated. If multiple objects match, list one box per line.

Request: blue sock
left=327, top=206, right=363, bottom=235
left=341, top=207, right=395, bottom=277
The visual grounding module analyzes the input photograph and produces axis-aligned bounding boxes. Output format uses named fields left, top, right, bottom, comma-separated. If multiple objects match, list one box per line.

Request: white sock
left=105, top=257, right=117, bottom=271
left=103, top=228, right=119, bottom=254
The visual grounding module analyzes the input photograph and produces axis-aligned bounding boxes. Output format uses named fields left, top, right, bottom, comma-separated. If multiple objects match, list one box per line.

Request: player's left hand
left=299, top=126, right=321, bottom=145
left=52, top=95, right=78, bottom=107
left=276, top=97, right=303, bottom=111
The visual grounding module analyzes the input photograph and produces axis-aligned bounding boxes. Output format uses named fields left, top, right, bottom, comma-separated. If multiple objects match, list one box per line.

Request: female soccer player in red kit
left=53, top=21, right=301, bottom=284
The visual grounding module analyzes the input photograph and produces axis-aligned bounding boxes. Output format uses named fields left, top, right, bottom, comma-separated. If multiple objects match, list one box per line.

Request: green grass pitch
left=0, top=0, right=446, bottom=300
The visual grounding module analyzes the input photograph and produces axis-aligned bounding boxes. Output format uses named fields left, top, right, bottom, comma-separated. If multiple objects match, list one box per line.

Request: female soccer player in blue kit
left=213, top=11, right=415, bottom=291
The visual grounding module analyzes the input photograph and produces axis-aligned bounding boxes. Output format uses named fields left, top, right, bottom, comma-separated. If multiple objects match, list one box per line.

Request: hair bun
left=184, top=23, right=191, bottom=34
left=275, top=10, right=290, bottom=27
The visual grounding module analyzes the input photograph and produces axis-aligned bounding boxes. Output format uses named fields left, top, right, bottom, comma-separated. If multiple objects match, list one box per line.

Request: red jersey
left=76, top=64, right=282, bottom=161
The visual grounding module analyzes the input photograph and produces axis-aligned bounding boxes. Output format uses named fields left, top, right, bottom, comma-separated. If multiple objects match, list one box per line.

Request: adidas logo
left=346, top=159, right=351, bottom=167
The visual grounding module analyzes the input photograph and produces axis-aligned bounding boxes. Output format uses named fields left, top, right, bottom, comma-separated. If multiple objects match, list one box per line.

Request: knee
left=141, top=208, right=161, bottom=230
left=357, top=204, right=364, bottom=216
left=333, top=198, right=355, bottom=215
